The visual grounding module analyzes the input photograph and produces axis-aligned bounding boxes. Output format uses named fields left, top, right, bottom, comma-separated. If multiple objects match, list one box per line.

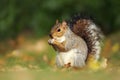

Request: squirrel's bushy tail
left=67, top=13, right=104, bottom=60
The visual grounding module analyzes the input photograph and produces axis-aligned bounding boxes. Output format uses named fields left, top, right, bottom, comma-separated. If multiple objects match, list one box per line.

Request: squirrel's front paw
left=48, top=39, right=55, bottom=44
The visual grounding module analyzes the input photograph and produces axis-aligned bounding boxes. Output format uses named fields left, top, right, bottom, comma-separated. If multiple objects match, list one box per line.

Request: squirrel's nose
left=49, top=34, right=53, bottom=38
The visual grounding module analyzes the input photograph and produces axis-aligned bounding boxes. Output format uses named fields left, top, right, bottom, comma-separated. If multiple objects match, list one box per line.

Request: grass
left=0, top=69, right=119, bottom=80
left=0, top=32, right=120, bottom=80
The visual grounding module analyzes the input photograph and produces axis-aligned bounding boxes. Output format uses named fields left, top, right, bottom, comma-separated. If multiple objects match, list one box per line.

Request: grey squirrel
left=48, top=14, right=104, bottom=68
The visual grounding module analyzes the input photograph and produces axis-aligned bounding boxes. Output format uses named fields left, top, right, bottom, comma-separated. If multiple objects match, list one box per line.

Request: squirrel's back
left=67, top=13, right=104, bottom=60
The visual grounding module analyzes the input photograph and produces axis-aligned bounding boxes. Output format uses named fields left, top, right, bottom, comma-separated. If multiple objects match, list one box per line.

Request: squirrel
left=48, top=13, right=104, bottom=68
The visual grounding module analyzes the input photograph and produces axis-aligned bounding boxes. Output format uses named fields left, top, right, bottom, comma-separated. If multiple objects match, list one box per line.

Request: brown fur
left=52, top=40, right=66, bottom=52
left=50, top=21, right=67, bottom=38
left=72, top=19, right=95, bottom=54
left=49, top=21, right=68, bottom=52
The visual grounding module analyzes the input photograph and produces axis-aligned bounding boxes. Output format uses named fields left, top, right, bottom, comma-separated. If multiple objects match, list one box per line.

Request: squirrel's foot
left=64, top=62, right=71, bottom=68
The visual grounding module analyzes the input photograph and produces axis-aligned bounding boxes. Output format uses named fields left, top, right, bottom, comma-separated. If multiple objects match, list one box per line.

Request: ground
left=0, top=32, right=120, bottom=80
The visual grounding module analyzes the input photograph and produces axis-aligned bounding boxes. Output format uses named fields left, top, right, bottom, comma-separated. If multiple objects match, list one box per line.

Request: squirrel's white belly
left=56, top=49, right=86, bottom=67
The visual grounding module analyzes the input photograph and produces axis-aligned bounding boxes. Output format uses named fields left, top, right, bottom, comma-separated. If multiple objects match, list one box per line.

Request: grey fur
left=64, top=26, right=88, bottom=56
left=85, top=23, right=104, bottom=60
left=56, top=26, right=88, bottom=68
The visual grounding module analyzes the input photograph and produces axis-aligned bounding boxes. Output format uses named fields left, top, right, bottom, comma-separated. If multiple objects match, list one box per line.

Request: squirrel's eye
left=57, top=29, right=61, bottom=32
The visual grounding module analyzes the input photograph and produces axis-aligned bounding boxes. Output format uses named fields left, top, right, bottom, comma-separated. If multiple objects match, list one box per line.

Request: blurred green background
left=0, top=0, right=120, bottom=39
left=0, top=0, right=120, bottom=80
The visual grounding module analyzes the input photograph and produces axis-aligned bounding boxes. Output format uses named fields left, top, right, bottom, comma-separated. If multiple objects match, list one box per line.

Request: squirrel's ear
left=62, top=21, right=67, bottom=26
left=56, top=20, right=59, bottom=24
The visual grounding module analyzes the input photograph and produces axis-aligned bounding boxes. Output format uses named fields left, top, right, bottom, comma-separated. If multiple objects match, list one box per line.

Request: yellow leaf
left=87, top=55, right=107, bottom=71
left=112, top=43, right=119, bottom=53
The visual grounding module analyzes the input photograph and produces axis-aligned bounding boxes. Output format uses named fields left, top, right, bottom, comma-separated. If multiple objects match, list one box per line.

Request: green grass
left=0, top=33, right=120, bottom=80
left=0, top=69, right=119, bottom=80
